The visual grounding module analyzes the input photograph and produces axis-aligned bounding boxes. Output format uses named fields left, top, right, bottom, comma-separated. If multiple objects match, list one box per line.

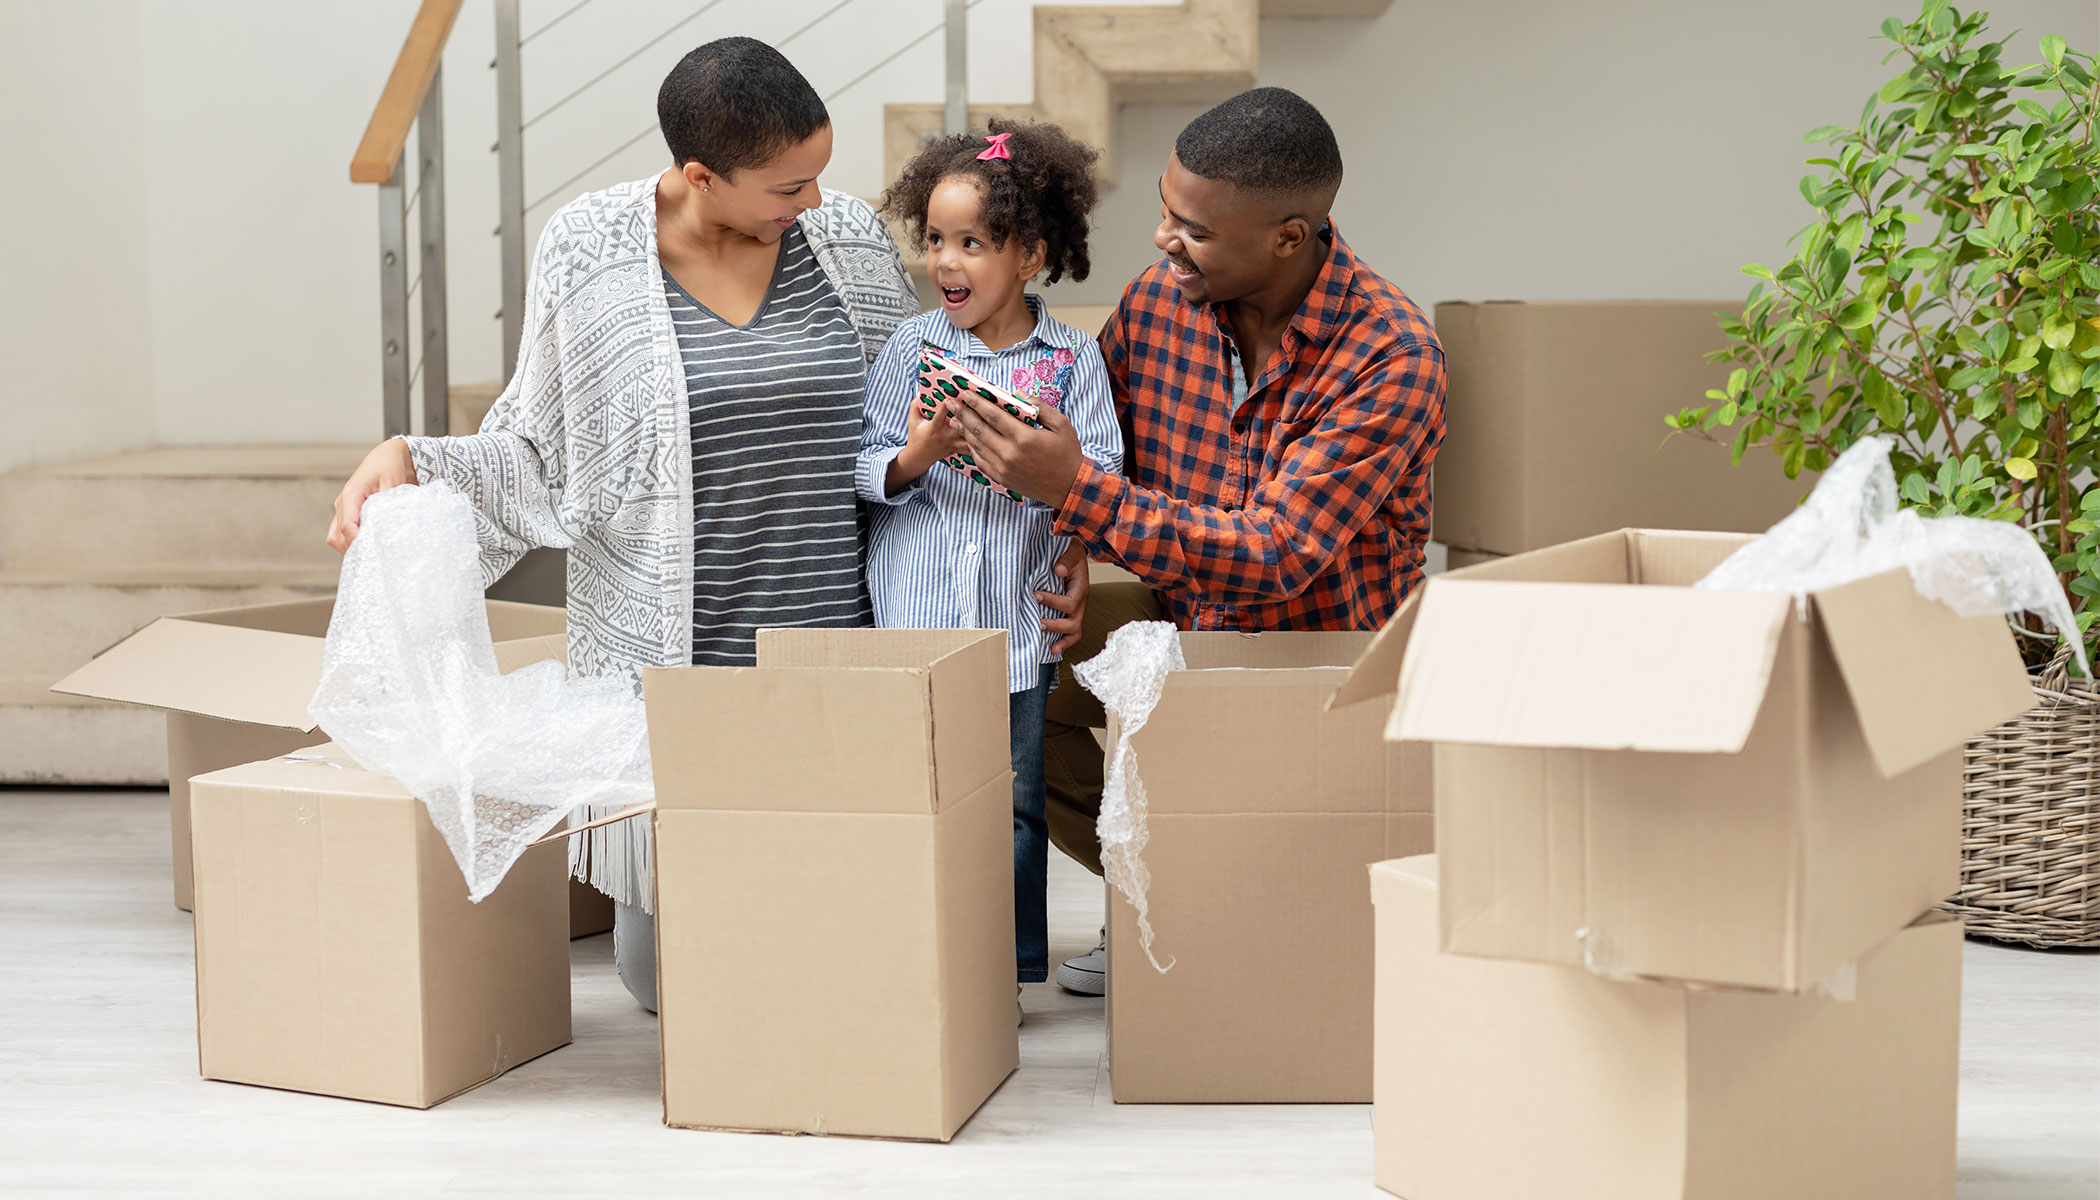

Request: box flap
left=1389, top=580, right=1793, bottom=752
left=1329, top=594, right=1424, bottom=711
left=1809, top=570, right=2035, bottom=777
left=483, top=600, right=567, bottom=642
left=490, top=634, right=568, bottom=676
left=1177, top=629, right=1373, bottom=672
left=179, top=597, right=336, bottom=636
left=1370, top=854, right=1438, bottom=892
left=644, top=664, right=939, bottom=815
left=1333, top=531, right=1636, bottom=713
left=50, top=616, right=326, bottom=730
left=188, top=741, right=411, bottom=798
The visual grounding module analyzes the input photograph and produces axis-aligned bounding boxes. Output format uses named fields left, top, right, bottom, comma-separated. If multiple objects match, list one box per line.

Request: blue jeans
left=1012, top=665, right=1056, bottom=983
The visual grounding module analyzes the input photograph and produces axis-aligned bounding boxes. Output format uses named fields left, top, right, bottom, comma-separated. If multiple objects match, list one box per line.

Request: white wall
left=5, top=0, right=2095, bottom=462
left=1044, top=0, right=2100, bottom=310
left=0, top=1, right=155, bottom=474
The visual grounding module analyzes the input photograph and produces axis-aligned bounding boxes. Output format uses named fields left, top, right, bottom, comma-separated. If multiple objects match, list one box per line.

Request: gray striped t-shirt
left=667, top=224, right=872, bottom=666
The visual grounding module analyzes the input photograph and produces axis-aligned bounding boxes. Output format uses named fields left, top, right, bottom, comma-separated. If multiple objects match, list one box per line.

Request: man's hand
left=326, top=438, right=418, bottom=553
left=950, top=389, right=1086, bottom=508
left=1040, top=540, right=1091, bottom=655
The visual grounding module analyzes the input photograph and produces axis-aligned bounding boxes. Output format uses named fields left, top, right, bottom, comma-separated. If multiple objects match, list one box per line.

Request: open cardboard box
left=1370, top=855, right=1961, bottom=1200
left=189, top=743, right=572, bottom=1108
left=51, top=598, right=567, bottom=910
left=643, top=627, right=1018, bottom=1142
left=1105, top=630, right=1433, bottom=1104
left=1335, top=529, right=2032, bottom=991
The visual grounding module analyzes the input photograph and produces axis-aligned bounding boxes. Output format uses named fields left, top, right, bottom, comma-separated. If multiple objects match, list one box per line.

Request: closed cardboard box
left=189, top=743, right=573, bottom=1108
left=1107, top=631, right=1433, bottom=1104
left=645, top=628, right=1018, bottom=1141
left=1371, top=855, right=1960, bottom=1200
left=1336, top=528, right=2032, bottom=991
left=1431, top=300, right=1808, bottom=556
left=52, top=597, right=566, bottom=910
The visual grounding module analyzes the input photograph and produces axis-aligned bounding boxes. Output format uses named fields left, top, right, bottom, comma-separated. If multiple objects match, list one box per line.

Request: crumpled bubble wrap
left=1072, top=620, right=1184, bottom=972
left=1698, top=435, right=2088, bottom=678
left=308, top=482, right=653, bottom=902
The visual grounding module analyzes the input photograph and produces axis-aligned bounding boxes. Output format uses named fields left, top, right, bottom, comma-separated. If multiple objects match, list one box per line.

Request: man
left=948, top=87, right=1446, bottom=994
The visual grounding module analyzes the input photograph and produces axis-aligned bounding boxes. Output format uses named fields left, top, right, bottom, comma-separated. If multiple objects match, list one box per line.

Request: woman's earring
left=702, top=185, right=711, bottom=193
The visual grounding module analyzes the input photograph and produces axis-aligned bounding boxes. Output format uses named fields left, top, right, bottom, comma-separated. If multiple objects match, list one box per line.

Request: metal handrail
left=352, top=0, right=460, bottom=438
left=349, top=0, right=464, bottom=185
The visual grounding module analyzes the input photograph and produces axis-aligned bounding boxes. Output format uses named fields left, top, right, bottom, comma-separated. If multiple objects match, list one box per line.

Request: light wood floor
left=2, top=790, right=2094, bottom=1198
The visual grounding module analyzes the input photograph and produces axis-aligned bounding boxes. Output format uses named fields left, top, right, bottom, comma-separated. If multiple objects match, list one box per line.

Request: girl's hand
left=327, top=438, right=419, bottom=552
left=888, top=399, right=969, bottom=495
left=911, top=398, right=969, bottom=462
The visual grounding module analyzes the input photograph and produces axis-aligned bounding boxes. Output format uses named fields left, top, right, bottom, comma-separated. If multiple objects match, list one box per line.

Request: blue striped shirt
left=857, top=298, right=1124, bottom=692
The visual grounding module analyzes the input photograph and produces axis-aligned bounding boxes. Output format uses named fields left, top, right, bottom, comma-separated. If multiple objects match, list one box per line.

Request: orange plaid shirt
left=1056, top=224, right=1446, bottom=632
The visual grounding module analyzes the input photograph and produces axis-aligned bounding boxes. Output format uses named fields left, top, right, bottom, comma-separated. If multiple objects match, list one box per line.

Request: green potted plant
left=1670, top=0, right=2099, bottom=947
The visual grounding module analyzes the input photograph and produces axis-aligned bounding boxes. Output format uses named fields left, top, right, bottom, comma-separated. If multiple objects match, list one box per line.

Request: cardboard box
left=1336, top=528, right=2032, bottom=991
left=1437, top=544, right=1503, bottom=571
left=1370, top=856, right=1961, bottom=1200
left=51, top=598, right=567, bottom=910
left=644, top=628, right=1018, bottom=1141
left=1431, top=300, right=1809, bottom=557
left=1105, top=631, right=1433, bottom=1104
left=188, top=743, right=572, bottom=1108
left=569, top=878, right=615, bottom=938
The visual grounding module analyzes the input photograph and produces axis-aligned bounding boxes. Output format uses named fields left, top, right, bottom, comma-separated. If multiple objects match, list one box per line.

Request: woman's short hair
left=657, top=37, right=828, bottom=179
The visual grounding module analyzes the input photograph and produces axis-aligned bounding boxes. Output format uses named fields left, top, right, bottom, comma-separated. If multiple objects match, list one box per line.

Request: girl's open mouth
left=940, top=285, right=972, bottom=309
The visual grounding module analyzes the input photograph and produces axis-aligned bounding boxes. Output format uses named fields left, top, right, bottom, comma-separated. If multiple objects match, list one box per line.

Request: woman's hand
left=326, top=439, right=419, bottom=553
left=1040, top=541, right=1091, bottom=655
left=886, top=399, right=969, bottom=496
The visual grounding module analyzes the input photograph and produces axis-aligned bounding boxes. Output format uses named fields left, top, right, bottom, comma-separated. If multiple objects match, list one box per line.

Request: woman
left=327, top=38, right=1088, bottom=1010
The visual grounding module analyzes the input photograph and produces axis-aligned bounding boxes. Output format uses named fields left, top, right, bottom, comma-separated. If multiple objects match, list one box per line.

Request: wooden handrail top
left=349, top=0, right=465, bottom=184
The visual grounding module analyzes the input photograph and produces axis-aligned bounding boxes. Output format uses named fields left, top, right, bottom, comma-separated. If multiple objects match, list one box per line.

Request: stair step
left=0, top=571, right=337, bottom=691
left=0, top=699, right=166, bottom=785
left=0, top=445, right=365, bottom=573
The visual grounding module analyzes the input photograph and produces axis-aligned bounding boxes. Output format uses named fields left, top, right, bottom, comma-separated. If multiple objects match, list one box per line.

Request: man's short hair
left=1174, top=87, right=1342, bottom=201
left=658, top=37, right=828, bottom=177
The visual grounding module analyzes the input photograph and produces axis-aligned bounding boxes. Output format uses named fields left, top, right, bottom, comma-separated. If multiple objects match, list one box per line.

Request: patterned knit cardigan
left=403, top=177, right=919, bottom=908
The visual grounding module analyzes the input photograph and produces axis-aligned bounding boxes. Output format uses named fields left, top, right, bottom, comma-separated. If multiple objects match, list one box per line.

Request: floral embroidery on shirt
left=1010, top=346, right=1079, bottom=409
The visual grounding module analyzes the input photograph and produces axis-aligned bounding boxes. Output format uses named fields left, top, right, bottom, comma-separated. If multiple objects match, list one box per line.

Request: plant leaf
left=2049, top=349, right=2083, bottom=395
left=2043, top=309, right=2077, bottom=350
left=2005, top=456, right=2038, bottom=480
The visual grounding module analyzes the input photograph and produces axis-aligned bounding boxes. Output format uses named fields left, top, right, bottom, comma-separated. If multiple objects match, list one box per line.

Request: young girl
left=857, top=120, right=1123, bottom=1002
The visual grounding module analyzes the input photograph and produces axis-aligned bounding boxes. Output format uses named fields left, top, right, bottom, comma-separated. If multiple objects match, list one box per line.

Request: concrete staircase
left=0, top=446, right=363, bottom=784
left=883, top=0, right=1392, bottom=189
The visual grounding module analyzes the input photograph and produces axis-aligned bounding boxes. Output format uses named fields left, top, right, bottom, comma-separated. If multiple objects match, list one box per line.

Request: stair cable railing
left=351, top=0, right=975, bottom=440
left=493, top=0, right=976, bottom=382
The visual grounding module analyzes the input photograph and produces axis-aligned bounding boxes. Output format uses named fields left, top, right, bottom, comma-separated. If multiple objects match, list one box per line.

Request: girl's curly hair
left=880, top=118, right=1100, bottom=285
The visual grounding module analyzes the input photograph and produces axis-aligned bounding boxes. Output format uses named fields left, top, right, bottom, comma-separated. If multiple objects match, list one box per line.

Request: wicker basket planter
left=1942, top=652, right=2100, bottom=948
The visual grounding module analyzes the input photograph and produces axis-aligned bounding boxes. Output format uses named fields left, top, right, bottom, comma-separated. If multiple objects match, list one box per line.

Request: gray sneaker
left=1056, top=929, right=1106, bottom=996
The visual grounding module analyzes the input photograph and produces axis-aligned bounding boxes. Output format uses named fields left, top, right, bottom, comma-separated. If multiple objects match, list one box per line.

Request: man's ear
left=1273, top=215, right=1314, bottom=259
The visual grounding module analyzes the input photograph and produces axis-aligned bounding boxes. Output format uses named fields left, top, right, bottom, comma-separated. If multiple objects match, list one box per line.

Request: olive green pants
left=1043, top=581, right=1165, bottom=877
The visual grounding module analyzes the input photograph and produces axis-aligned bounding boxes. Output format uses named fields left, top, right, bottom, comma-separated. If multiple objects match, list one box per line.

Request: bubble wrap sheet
left=1699, top=436, right=2088, bottom=677
left=308, top=483, right=653, bottom=902
left=1072, top=621, right=1184, bottom=972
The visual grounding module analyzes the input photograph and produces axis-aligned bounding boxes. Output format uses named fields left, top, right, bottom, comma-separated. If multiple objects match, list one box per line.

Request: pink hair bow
left=977, top=132, right=1014, bottom=161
